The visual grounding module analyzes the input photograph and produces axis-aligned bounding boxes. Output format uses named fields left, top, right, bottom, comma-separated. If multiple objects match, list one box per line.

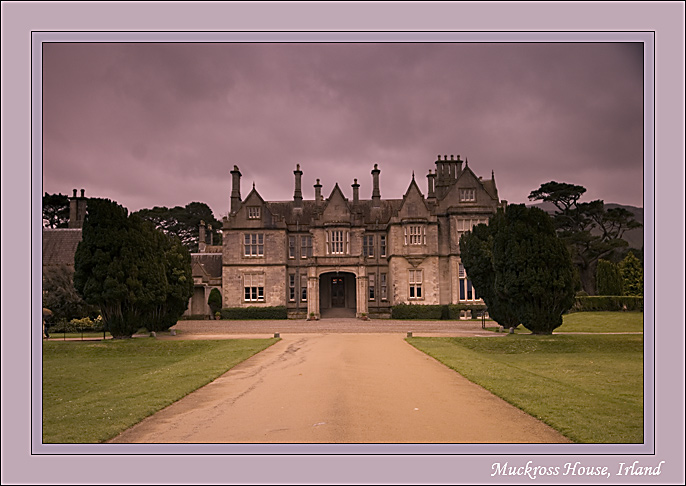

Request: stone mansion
left=188, top=155, right=504, bottom=319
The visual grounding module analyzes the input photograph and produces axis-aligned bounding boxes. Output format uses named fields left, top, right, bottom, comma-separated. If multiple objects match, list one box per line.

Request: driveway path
left=109, top=323, right=570, bottom=443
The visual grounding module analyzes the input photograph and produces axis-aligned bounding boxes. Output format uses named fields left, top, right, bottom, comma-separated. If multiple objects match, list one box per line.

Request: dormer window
left=247, top=206, right=261, bottom=219
left=460, top=188, right=476, bottom=202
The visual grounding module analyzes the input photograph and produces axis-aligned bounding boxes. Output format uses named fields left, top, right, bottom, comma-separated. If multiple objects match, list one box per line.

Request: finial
left=316, top=178, right=320, bottom=184
left=450, top=155, right=454, bottom=160
left=296, top=163, right=300, bottom=171
left=374, top=163, right=378, bottom=170
left=354, top=178, right=358, bottom=184
left=428, top=169, right=432, bottom=175
left=444, top=154, right=447, bottom=160
left=492, top=170, right=495, bottom=180
left=465, top=158, right=469, bottom=167
left=253, top=181, right=256, bottom=189
left=437, top=154, right=441, bottom=160
left=412, top=171, right=415, bottom=180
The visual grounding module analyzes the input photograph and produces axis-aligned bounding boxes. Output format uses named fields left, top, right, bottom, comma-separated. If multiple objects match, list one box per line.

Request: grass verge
left=407, top=334, right=643, bottom=443
left=43, top=338, right=278, bottom=443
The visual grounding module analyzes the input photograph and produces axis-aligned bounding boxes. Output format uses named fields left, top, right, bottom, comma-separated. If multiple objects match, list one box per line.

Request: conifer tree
left=619, top=251, right=643, bottom=296
left=596, top=259, right=624, bottom=295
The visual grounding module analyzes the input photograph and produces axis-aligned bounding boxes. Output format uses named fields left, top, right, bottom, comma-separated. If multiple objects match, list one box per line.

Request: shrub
left=207, top=288, right=222, bottom=315
left=447, top=304, right=488, bottom=320
left=570, top=296, right=643, bottom=312
left=220, top=306, right=288, bottom=320
left=50, top=316, right=104, bottom=333
left=391, top=304, right=444, bottom=320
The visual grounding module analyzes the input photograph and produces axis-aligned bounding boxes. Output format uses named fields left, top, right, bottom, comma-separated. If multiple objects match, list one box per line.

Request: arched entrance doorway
left=319, top=271, right=357, bottom=318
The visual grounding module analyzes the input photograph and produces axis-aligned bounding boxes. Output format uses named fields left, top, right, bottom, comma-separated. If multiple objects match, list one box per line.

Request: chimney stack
left=230, top=165, right=242, bottom=214
left=68, top=188, right=87, bottom=228
left=293, top=164, right=303, bottom=208
left=427, top=169, right=436, bottom=199
left=457, top=154, right=463, bottom=173
left=371, top=164, right=381, bottom=207
left=199, top=220, right=206, bottom=253
left=314, top=179, right=322, bottom=205
left=352, top=179, right=360, bottom=206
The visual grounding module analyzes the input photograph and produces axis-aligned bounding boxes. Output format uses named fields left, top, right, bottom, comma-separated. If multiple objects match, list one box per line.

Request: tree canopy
left=459, top=212, right=520, bottom=329
left=74, top=198, right=193, bottom=337
left=133, top=202, right=222, bottom=252
left=528, top=181, right=641, bottom=295
left=42, top=193, right=70, bottom=228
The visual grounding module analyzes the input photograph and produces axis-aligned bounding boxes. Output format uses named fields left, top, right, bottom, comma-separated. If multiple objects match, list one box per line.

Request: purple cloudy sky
left=42, top=42, right=644, bottom=218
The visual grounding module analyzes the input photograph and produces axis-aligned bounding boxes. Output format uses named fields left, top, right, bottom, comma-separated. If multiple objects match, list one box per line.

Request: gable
left=321, top=184, right=351, bottom=223
left=440, top=166, right=497, bottom=208
left=236, top=187, right=273, bottom=222
left=397, top=178, right=429, bottom=220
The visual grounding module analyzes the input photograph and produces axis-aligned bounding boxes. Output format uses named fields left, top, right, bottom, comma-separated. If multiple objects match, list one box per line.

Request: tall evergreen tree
left=619, top=251, right=643, bottom=296
left=459, top=211, right=520, bottom=329
left=596, top=259, right=624, bottom=296
left=492, top=204, right=576, bottom=334
left=528, top=182, right=641, bottom=295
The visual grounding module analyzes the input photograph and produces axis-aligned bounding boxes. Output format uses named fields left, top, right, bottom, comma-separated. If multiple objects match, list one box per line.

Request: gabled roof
left=42, top=228, right=82, bottom=266
left=191, top=253, right=222, bottom=279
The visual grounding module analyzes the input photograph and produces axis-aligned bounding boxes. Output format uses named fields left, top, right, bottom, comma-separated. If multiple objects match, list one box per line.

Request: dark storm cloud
left=42, top=42, right=644, bottom=217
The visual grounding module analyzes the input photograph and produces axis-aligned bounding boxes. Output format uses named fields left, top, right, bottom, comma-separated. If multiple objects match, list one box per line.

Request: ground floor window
left=458, top=263, right=479, bottom=301
left=300, top=274, right=308, bottom=302
left=380, top=273, right=388, bottom=300
left=244, top=273, right=265, bottom=302
left=369, top=273, right=375, bottom=301
left=289, top=274, right=296, bottom=301
left=409, top=269, right=423, bottom=299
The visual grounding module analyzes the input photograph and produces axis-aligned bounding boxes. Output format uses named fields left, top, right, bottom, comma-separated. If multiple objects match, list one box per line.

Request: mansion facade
left=189, top=155, right=504, bottom=319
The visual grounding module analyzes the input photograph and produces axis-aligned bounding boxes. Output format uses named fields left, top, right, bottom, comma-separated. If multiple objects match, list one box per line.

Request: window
left=288, top=236, right=296, bottom=259
left=380, top=273, right=388, bottom=300
left=244, top=274, right=265, bottom=302
left=459, top=188, right=476, bottom=202
left=244, top=233, right=264, bottom=257
left=409, top=269, right=423, bottom=299
left=363, top=235, right=375, bottom=257
left=380, top=235, right=387, bottom=257
left=327, top=230, right=348, bottom=255
left=300, top=275, right=308, bottom=302
left=456, top=218, right=488, bottom=247
left=247, top=206, right=261, bottom=219
left=289, top=274, right=296, bottom=301
left=404, top=225, right=425, bottom=245
left=369, top=273, right=375, bottom=301
left=301, top=236, right=312, bottom=258
left=458, top=263, right=479, bottom=302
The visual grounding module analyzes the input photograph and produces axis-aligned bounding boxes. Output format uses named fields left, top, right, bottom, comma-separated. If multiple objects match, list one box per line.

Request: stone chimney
left=314, top=179, right=322, bottom=205
left=208, top=224, right=213, bottom=246
left=352, top=179, right=360, bottom=206
left=68, top=188, right=87, bottom=228
left=230, top=165, right=242, bottom=214
left=198, top=220, right=206, bottom=253
left=371, top=164, right=381, bottom=207
left=427, top=169, right=436, bottom=200
left=456, top=154, right=463, bottom=173
left=293, top=164, right=303, bottom=208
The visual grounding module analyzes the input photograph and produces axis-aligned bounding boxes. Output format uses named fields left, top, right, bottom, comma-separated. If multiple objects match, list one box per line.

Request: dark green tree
left=459, top=211, right=520, bottom=329
left=619, top=251, right=643, bottom=296
left=596, top=259, right=624, bottom=296
left=492, top=204, right=576, bottom=334
left=133, top=202, right=222, bottom=252
left=207, top=288, right=222, bottom=316
left=528, top=182, right=641, bottom=295
left=42, top=193, right=70, bottom=228
left=73, top=198, right=138, bottom=338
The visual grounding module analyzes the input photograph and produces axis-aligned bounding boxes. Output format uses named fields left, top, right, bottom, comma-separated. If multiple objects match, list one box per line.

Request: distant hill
left=527, top=202, right=644, bottom=250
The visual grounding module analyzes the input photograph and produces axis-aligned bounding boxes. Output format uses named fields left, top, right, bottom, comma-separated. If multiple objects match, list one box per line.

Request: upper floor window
left=404, top=225, right=426, bottom=245
left=459, top=188, right=476, bottom=202
left=326, top=230, right=349, bottom=255
left=288, top=236, right=296, bottom=259
left=380, top=235, right=387, bottom=257
left=301, top=236, right=313, bottom=258
left=363, top=235, right=375, bottom=257
left=244, top=233, right=264, bottom=257
left=247, top=206, right=261, bottom=219
left=456, top=218, right=488, bottom=247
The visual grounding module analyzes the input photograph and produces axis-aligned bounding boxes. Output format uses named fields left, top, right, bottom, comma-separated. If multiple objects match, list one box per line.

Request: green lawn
left=486, top=311, right=644, bottom=334
left=407, top=333, right=643, bottom=443
left=43, top=338, right=278, bottom=443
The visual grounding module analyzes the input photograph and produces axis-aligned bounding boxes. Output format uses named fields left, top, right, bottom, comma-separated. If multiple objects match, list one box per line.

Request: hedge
left=570, top=296, right=643, bottom=312
left=220, top=306, right=288, bottom=320
left=49, top=316, right=105, bottom=333
left=391, top=303, right=488, bottom=320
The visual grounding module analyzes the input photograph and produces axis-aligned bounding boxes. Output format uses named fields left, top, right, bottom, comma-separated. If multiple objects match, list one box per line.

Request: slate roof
left=42, top=228, right=82, bottom=266
left=265, top=199, right=403, bottom=226
left=191, top=253, right=222, bottom=279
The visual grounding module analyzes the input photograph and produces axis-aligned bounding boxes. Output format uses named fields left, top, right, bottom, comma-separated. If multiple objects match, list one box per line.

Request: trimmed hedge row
left=570, top=296, right=643, bottom=312
left=220, top=306, right=288, bottom=320
left=49, top=316, right=105, bottom=333
left=391, top=303, right=488, bottom=320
